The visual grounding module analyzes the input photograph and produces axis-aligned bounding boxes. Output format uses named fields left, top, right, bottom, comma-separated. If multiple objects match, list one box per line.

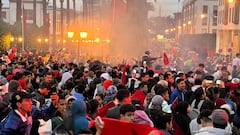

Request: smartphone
left=96, top=116, right=103, bottom=126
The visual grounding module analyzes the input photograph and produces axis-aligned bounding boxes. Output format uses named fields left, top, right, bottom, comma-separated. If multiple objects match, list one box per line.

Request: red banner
left=101, top=118, right=164, bottom=135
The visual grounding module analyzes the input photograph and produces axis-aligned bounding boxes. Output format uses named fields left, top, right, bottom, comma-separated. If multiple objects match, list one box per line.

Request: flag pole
left=21, top=0, right=25, bottom=51
left=112, top=0, right=116, bottom=22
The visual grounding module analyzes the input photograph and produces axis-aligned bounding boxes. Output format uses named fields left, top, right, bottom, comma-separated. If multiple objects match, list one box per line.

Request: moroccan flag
left=100, top=118, right=164, bottom=135
left=163, top=52, right=169, bottom=66
left=110, top=0, right=127, bottom=22
left=121, top=64, right=129, bottom=86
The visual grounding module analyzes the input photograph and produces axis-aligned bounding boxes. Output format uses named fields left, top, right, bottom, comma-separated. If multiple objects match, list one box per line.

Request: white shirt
left=232, top=57, right=240, bottom=67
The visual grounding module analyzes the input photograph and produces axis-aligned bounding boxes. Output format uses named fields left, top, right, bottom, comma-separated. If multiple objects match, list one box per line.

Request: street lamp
left=18, top=37, right=23, bottom=42
left=68, top=32, right=74, bottom=39
left=228, top=0, right=234, bottom=3
left=80, top=32, right=88, bottom=39
left=10, top=37, right=14, bottom=42
left=79, top=32, right=88, bottom=59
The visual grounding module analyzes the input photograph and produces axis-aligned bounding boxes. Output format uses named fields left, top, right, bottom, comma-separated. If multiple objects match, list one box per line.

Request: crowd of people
left=0, top=49, right=239, bottom=135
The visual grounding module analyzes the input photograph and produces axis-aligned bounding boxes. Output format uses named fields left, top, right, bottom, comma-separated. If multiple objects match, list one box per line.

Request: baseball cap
left=211, top=109, right=229, bottom=125
left=100, top=73, right=110, bottom=80
left=11, top=91, right=35, bottom=104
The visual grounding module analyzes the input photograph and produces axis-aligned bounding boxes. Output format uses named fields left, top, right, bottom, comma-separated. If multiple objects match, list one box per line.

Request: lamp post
left=67, top=31, right=74, bottom=56
left=79, top=32, right=88, bottom=59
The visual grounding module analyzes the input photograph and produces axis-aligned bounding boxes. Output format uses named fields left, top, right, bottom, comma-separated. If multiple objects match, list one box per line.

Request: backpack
left=188, top=99, right=204, bottom=120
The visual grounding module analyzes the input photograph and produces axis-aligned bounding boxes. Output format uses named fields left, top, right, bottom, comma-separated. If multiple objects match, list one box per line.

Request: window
left=203, top=5, right=208, bottom=14
left=1, top=11, right=6, bottom=19
left=213, top=17, right=217, bottom=26
left=202, top=17, right=207, bottom=25
left=213, top=6, right=218, bottom=17
left=24, top=10, right=33, bottom=21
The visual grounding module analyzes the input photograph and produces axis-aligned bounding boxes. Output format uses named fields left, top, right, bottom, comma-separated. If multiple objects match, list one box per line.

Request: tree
left=0, top=21, right=10, bottom=51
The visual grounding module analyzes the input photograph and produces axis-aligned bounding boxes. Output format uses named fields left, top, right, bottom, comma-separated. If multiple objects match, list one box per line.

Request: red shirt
left=18, top=79, right=27, bottom=90
left=132, top=90, right=146, bottom=108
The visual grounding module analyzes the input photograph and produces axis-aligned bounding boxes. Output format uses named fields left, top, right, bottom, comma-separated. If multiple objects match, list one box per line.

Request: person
left=0, top=80, right=21, bottom=120
left=127, top=69, right=141, bottom=94
left=232, top=53, right=240, bottom=69
left=196, top=109, right=232, bottom=135
left=0, top=91, right=58, bottom=135
left=32, top=81, right=52, bottom=108
left=132, top=82, right=148, bottom=108
left=95, top=93, right=104, bottom=108
left=154, top=113, right=173, bottom=135
left=51, top=94, right=67, bottom=130
left=132, top=99, right=153, bottom=127
left=72, top=100, right=90, bottom=134
left=194, top=109, right=213, bottom=135
left=72, top=83, right=86, bottom=101
left=172, top=101, right=191, bottom=135
left=120, top=104, right=136, bottom=122
left=170, top=79, right=186, bottom=104
left=106, top=89, right=131, bottom=119
left=142, top=51, right=158, bottom=67
left=195, top=64, right=207, bottom=80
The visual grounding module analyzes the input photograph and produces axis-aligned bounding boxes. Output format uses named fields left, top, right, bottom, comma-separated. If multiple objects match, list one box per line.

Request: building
left=216, top=0, right=240, bottom=55
left=181, top=0, right=218, bottom=35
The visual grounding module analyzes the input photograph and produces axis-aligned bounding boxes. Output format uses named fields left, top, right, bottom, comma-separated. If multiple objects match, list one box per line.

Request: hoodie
left=71, top=100, right=89, bottom=134
left=134, top=110, right=154, bottom=127
left=195, top=126, right=232, bottom=135
left=59, top=72, right=72, bottom=87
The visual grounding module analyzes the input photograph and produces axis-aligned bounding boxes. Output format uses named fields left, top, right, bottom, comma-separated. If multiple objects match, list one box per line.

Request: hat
left=11, top=91, right=35, bottom=104
left=84, top=68, right=89, bottom=72
left=66, top=96, right=76, bottom=103
left=100, top=73, right=110, bottom=80
left=149, top=95, right=164, bottom=110
left=157, top=80, right=168, bottom=88
left=211, top=109, right=229, bottom=125
left=103, top=80, right=113, bottom=90
left=132, top=99, right=142, bottom=109
left=215, top=98, right=226, bottom=109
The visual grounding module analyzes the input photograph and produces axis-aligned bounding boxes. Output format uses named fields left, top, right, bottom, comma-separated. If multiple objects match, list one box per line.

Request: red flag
left=110, top=0, right=127, bottom=22
left=101, top=118, right=164, bottom=135
left=97, top=101, right=115, bottom=117
left=163, top=52, right=169, bottom=66
left=121, top=64, right=129, bottom=86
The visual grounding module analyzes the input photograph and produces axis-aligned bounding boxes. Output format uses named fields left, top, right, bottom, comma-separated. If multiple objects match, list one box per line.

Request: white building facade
left=181, top=0, right=218, bottom=34
left=216, top=0, right=240, bottom=55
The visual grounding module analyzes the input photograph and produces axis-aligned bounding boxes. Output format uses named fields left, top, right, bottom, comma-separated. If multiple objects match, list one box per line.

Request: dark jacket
left=106, top=105, right=121, bottom=119
left=0, top=104, right=57, bottom=135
